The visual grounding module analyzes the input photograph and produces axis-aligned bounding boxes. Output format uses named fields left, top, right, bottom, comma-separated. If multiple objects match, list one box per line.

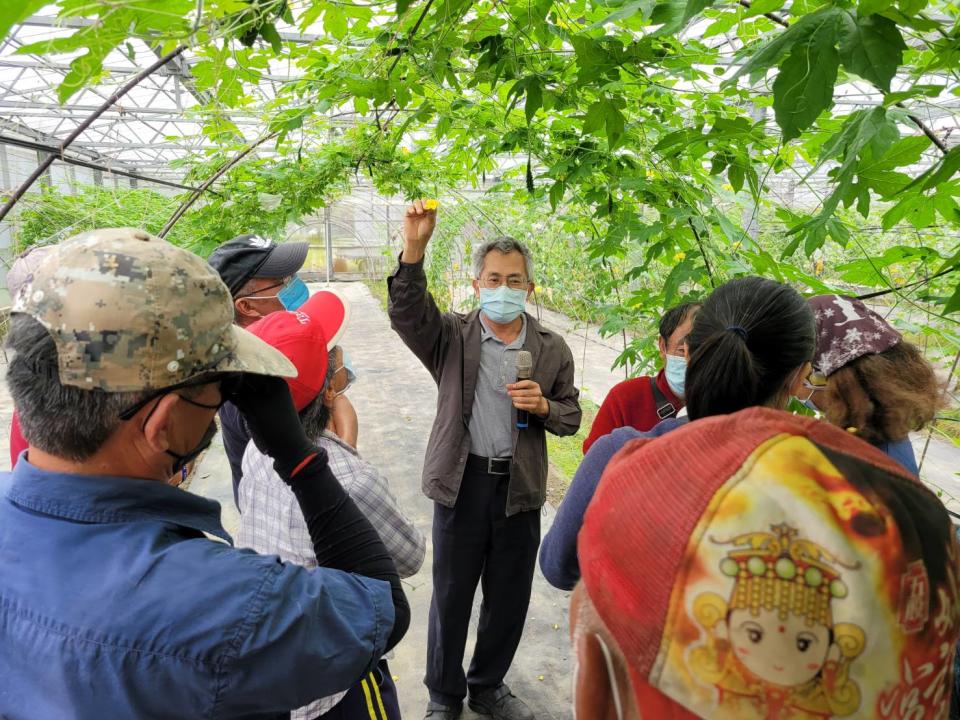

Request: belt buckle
left=656, top=403, right=676, bottom=420
left=487, top=457, right=509, bottom=475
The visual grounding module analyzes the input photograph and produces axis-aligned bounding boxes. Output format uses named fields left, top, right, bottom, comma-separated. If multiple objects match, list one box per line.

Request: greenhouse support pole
left=324, top=205, right=333, bottom=283
left=158, top=132, right=278, bottom=239
left=0, top=46, right=186, bottom=224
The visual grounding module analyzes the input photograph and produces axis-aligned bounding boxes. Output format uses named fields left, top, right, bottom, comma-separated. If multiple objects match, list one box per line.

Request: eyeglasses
left=479, top=274, right=528, bottom=290
left=236, top=277, right=292, bottom=301
left=118, top=374, right=241, bottom=420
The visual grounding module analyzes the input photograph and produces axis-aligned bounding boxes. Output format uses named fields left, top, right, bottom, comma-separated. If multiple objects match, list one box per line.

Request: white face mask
left=573, top=633, right=625, bottom=720
left=664, top=353, right=687, bottom=398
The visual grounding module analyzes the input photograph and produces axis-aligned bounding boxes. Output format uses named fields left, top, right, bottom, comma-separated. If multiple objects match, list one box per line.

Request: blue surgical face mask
left=332, top=349, right=357, bottom=397
left=277, top=276, right=309, bottom=311
left=793, top=389, right=820, bottom=415
left=664, top=353, right=687, bottom=398
left=341, top=349, right=357, bottom=386
left=479, top=285, right=527, bottom=324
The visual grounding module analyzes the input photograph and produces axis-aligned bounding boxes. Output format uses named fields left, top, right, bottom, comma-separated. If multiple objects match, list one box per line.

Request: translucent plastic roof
left=0, top=11, right=305, bottom=186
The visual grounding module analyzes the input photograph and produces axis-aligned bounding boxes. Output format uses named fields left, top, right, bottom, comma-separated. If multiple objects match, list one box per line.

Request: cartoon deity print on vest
left=689, top=523, right=865, bottom=719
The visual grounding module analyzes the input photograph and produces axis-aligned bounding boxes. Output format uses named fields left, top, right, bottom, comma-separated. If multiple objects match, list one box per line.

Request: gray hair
left=472, top=236, right=534, bottom=281
left=298, top=346, right=340, bottom=440
left=6, top=315, right=146, bottom=461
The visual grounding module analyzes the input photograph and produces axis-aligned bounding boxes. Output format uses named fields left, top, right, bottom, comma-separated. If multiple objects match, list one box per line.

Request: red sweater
left=10, top=410, right=27, bottom=468
left=582, top=369, right=683, bottom=454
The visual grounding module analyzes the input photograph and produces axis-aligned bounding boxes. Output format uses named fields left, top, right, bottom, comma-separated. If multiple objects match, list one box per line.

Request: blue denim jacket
left=0, top=458, right=394, bottom=719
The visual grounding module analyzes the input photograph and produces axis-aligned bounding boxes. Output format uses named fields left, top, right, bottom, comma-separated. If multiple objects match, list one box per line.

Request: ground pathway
left=190, top=281, right=577, bottom=719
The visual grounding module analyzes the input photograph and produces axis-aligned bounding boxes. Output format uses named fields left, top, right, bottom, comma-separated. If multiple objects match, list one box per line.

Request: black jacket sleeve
left=285, top=453, right=410, bottom=651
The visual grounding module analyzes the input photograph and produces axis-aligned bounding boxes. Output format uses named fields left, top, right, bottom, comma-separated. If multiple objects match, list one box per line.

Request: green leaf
left=944, top=283, right=960, bottom=315
left=650, top=0, right=688, bottom=34
left=59, top=47, right=110, bottom=104
left=744, top=0, right=787, bottom=17
left=934, top=191, right=960, bottom=222
left=583, top=101, right=607, bottom=136
left=898, top=145, right=960, bottom=195
left=882, top=194, right=937, bottom=229
left=397, top=0, right=413, bottom=16
left=861, top=135, right=929, bottom=172
left=837, top=12, right=906, bottom=91
left=589, top=0, right=649, bottom=28
left=772, top=16, right=840, bottom=140
left=883, top=84, right=945, bottom=105
left=728, top=7, right=840, bottom=85
left=549, top=181, right=565, bottom=211
left=605, top=103, right=626, bottom=148
left=0, top=0, right=47, bottom=45
left=324, top=8, right=348, bottom=40
left=682, top=0, right=718, bottom=24
left=858, top=0, right=893, bottom=14
left=663, top=257, right=700, bottom=305
left=728, top=162, right=745, bottom=192
left=525, top=79, right=543, bottom=124
left=702, top=11, right=741, bottom=38
left=259, top=23, right=283, bottom=54
left=898, top=0, right=927, bottom=15
left=859, top=170, right=911, bottom=197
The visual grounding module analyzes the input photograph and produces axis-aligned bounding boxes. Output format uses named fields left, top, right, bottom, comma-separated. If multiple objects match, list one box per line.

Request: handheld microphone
left=515, top=350, right=533, bottom=429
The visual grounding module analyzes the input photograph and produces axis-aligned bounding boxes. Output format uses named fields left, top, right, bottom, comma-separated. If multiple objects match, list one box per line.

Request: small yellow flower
left=424, top=199, right=439, bottom=210
left=732, top=241, right=742, bottom=251
left=401, top=147, right=411, bottom=154
left=673, top=251, right=686, bottom=262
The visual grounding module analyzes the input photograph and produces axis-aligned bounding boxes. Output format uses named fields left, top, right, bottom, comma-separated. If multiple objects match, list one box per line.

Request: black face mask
left=166, top=420, right=218, bottom=476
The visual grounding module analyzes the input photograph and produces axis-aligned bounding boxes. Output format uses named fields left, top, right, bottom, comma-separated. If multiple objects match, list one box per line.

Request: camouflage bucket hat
left=11, top=228, right=297, bottom=392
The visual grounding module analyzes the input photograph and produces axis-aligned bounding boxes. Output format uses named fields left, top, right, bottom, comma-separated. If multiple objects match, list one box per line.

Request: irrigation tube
left=0, top=46, right=186, bottom=224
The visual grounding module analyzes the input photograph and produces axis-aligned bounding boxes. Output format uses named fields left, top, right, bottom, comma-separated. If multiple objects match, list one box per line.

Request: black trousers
left=313, top=660, right=400, bottom=720
left=424, top=464, right=540, bottom=705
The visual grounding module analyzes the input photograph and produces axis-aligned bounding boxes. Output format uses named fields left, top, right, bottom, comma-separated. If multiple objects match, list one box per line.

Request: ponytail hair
left=685, top=277, right=815, bottom=420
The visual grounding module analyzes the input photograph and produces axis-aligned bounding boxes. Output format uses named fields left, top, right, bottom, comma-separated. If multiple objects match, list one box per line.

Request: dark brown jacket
left=387, top=258, right=581, bottom=516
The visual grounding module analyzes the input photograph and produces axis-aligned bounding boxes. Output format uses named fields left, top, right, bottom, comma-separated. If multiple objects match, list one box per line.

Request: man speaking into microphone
left=388, top=201, right=581, bottom=720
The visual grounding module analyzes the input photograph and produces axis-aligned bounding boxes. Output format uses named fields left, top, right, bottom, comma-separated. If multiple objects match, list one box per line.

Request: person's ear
left=140, top=394, right=180, bottom=454
left=657, top=336, right=667, bottom=361
left=323, top=382, right=337, bottom=408
left=472, top=278, right=480, bottom=298
left=788, top=361, right=812, bottom=397
left=527, top=282, right=535, bottom=299
left=234, top=297, right=263, bottom=323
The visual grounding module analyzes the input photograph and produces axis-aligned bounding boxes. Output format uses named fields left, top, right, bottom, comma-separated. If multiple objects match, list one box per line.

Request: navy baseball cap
left=207, top=234, right=309, bottom=297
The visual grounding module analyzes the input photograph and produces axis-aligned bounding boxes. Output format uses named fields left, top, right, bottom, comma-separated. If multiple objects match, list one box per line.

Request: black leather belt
left=466, top=453, right=512, bottom=475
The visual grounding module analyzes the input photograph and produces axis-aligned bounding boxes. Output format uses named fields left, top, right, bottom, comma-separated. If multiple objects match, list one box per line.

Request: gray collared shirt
left=468, top=314, right=527, bottom=458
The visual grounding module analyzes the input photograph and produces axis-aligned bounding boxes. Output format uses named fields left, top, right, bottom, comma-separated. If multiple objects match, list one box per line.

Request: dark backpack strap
left=649, top=376, right=677, bottom=421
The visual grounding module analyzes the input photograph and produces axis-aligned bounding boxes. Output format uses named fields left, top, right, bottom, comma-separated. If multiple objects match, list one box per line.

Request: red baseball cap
left=246, top=289, right=350, bottom=410
left=579, top=407, right=959, bottom=719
